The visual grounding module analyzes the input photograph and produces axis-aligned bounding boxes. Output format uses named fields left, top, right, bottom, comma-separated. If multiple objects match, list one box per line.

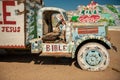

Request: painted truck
left=0, top=0, right=112, bottom=71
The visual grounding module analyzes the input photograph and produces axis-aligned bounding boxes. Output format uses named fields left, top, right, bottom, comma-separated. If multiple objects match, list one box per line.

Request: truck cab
left=29, top=7, right=112, bottom=71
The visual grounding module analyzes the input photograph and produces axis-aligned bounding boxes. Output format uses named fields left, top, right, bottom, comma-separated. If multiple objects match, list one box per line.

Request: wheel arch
left=75, top=39, right=111, bottom=59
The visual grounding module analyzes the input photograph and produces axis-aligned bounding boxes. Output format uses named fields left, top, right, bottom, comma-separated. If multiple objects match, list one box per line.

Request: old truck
left=0, top=0, right=112, bottom=71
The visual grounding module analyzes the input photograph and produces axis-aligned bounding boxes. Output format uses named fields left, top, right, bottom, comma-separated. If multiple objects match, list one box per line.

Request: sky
left=44, top=0, right=120, bottom=10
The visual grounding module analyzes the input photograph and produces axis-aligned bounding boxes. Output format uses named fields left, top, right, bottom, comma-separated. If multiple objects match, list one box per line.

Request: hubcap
left=85, top=49, right=102, bottom=66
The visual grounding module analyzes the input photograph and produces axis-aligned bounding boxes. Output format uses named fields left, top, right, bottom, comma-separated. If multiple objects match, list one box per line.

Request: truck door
left=37, top=8, right=73, bottom=54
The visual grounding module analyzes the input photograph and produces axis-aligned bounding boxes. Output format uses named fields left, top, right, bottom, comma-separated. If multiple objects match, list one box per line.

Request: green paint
left=106, top=4, right=118, bottom=13
left=71, top=16, right=79, bottom=22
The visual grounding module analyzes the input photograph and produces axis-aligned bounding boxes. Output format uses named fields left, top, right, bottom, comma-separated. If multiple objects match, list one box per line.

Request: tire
left=77, top=42, right=110, bottom=71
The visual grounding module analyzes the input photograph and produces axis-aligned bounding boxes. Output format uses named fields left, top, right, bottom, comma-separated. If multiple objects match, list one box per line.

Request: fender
left=71, top=35, right=112, bottom=58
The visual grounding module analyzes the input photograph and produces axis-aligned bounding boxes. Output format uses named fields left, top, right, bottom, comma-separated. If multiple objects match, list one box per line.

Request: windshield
left=63, top=12, right=68, bottom=21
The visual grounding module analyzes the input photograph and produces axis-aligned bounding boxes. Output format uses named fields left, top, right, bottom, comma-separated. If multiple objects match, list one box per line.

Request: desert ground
left=0, top=31, right=120, bottom=80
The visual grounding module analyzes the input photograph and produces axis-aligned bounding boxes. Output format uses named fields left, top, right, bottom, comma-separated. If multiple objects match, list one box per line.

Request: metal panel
left=0, top=1, right=25, bottom=48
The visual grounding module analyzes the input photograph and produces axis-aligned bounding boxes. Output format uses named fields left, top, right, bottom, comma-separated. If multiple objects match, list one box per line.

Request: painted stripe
left=78, top=27, right=98, bottom=34
left=0, top=45, right=26, bottom=48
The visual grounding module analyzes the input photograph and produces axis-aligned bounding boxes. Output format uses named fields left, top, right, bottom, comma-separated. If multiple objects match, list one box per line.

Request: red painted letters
left=3, top=1, right=16, bottom=24
left=0, top=1, right=16, bottom=24
left=0, top=20, right=2, bottom=24
left=46, top=44, right=67, bottom=52
left=46, top=45, right=50, bottom=51
left=1, top=27, right=20, bottom=32
left=0, top=1, right=21, bottom=32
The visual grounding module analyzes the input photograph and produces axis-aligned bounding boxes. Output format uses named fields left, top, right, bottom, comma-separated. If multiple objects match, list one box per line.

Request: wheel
left=77, top=42, right=110, bottom=71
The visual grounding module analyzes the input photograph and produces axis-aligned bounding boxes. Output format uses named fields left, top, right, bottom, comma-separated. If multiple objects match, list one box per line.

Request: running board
left=40, top=52, right=72, bottom=57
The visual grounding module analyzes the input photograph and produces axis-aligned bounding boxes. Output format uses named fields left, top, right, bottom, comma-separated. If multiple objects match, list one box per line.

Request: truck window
left=52, top=13, right=61, bottom=30
left=42, top=10, right=66, bottom=43
left=42, top=11, right=63, bottom=43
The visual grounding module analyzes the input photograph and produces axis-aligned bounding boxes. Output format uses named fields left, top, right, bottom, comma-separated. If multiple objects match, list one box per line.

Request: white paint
left=0, top=1, right=25, bottom=47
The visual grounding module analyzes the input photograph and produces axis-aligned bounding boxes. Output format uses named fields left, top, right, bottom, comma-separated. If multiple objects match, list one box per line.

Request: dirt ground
left=0, top=31, right=120, bottom=80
